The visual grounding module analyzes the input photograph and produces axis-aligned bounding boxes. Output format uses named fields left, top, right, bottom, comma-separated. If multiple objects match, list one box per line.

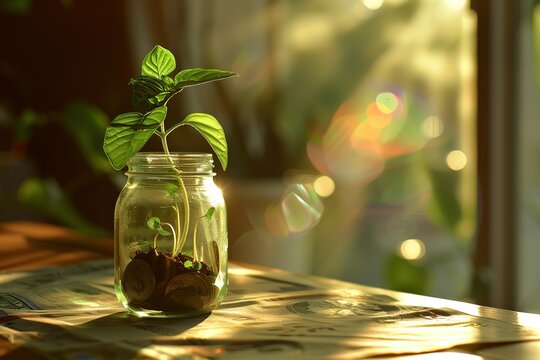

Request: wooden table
left=1, top=222, right=539, bottom=359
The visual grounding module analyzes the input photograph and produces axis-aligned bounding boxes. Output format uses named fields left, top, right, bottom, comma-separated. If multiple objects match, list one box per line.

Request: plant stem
left=192, top=217, right=201, bottom=261
left=159, top=122, right=171, bottom=154
left=159, top=123, right=190, bottom=257
left=160, top=222, right=177, bottom=252
left=170, top=205, right=181, bottom=254
left=153, top=233, right=159, bottom=249
left=164, top=122, right=185, bottom=138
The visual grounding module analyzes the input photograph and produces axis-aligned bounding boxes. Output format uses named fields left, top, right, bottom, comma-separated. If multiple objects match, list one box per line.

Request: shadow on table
left=3, top=311, right=305, bottom=359
left=1, top=311, right=211, bottom=359
left=75, top=312, right=303, bottom=358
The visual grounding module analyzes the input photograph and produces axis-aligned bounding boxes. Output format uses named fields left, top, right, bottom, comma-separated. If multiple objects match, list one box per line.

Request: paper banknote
left=1, top=260, right=540, bottom=359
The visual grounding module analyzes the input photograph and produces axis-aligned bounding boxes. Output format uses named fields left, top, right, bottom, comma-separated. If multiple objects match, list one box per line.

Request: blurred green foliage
left=17, top=177, right=109, bottom=237
left=1, top=101, right=114, bottom=236
left=385, top=254, right=429, bottom=294
left=534, top=1, right=540, bottom=89
left=0, top=0, right=31, bottom=15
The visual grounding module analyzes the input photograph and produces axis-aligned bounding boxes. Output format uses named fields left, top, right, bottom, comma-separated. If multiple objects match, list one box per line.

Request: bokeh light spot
left=400, top=239, right=426, bottom=260
left=422, top=116, right=444, bottom=138
left=375, top=92, right=399, bottom=114
left=362, top=0, right=384, bottom=10
left=446, top=150, right=467, bottom=171
left=281, top=184, right=323, bottom=233
left=288, top=15, right=333, bottom=51
left=367, top=102, right=392, bottom=128
left=314, top=176, right=335, bottom=197
left=445, top=0, right=467, bottom=10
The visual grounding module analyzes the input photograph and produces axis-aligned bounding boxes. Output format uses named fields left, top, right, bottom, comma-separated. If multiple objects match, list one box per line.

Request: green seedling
left=183, top=260, right=203, bottom=271
left=104, top=45, right=236, bottom=257
left=146, top=216, right=174, bottom=248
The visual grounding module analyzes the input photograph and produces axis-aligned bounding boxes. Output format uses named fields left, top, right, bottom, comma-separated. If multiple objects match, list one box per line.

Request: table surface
left=1, top=221, right=540, bottom=359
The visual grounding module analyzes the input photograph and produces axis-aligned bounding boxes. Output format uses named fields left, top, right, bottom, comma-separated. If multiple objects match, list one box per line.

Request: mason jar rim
left=131, top=152, right=213, bottom=159
left=127, top=152, right=215, bottom=177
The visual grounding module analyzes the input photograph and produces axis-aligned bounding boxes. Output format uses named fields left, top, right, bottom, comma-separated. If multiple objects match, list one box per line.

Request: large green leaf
left=103, top=106, right=167, bottom=170
left=181, top=113, right=228, bottom=170
left=129, top=75, right=170, bottom=112
left=141, top=45, right=176, bottom=79
left=174, top=68, right=237, bottom=88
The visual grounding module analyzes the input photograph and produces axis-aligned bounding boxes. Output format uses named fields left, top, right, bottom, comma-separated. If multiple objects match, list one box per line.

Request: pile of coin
left=122, top=250, right=218, bottom=312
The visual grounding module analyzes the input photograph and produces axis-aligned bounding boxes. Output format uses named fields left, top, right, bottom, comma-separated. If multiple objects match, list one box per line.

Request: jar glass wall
left=114, top=153, right=228, bottom=317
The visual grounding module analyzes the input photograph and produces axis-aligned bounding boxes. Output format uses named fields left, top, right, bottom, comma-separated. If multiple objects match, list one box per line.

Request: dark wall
left=0, top=0, right=133, bottom=232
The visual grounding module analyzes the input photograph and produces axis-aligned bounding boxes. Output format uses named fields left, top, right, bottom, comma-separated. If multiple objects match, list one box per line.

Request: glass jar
left=114, top=153, right=228, bottom=317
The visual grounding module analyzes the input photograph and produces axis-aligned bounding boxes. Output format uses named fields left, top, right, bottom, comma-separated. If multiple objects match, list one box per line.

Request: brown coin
left=144, top=281, right=168, bottom=308
left=166, top=272, right=215, bottom=307
left=162, top=289, right=204, bottom=310
left=155, top=253, right=178, bottom=284
left=166, top=273, right=212, bottom=295
left=122, top=259, right=155, bottom=302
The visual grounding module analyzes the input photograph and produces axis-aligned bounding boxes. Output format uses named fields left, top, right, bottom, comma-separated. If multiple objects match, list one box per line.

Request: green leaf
left=174, top=68, right=237, bottom=88
left=129, top=76, right=170, bottom=112
left=162, top=76, right=175, bottom=86
left=147, top=216, right=171, bottom=235
left=134, top=240, right=151, bottom=248
left=103, top=106, right=167, bottom=170
left=158, top=227, right=172, bottom=236
left=141, top=45, right=176, bottom=79
left=203, top=207, right=215, bottom=221
left=147, top=216, right=161, bottom=230
left=164, top=182, right=179, bottom=197
left=181, top=113, right=228, bottom=170
left=193, top=262, right=202, bottom=271
left=148, top=91, right=171, bottom=105
left=184, top=260, right=193, bottom=269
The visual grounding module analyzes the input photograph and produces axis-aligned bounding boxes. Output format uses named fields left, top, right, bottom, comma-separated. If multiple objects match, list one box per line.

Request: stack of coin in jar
left=122, top=249, right=218, bottom=312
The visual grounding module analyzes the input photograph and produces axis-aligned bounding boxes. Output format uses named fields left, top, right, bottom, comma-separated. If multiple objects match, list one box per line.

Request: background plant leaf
left=174, top=68, right=237, bottom=88
left=103, top=106, right=167, bottom=170
left=181, top=113, right=228, bottom=170
left=62, top=102, right=112, bottom=173
left=13, top=109, right=45, bottom=141
left=141, top=45, right=176, bottom=79
left=17, top=177, right=108, bottom=237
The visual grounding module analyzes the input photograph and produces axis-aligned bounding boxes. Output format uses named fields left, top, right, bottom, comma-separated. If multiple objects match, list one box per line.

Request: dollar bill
left=1, top=259, right=540, bottom=359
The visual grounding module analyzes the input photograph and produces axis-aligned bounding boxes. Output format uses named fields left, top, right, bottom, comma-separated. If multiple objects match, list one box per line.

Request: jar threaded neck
left=126, top=153, right=215, bottom=177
